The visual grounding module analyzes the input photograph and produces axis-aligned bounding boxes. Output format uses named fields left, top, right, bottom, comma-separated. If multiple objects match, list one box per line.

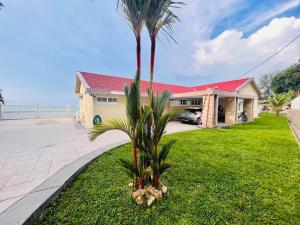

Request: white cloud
left=240, top=0, right=300, bottom=32
left=193, top=17, right=300, bottom=79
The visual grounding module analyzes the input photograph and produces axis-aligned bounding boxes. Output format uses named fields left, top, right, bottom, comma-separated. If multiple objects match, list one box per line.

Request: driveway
left=0, top=118, right=198, bottom=214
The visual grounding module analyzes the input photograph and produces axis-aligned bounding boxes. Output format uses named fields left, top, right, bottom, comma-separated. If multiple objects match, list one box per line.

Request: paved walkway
left=0, top=118, right=198, bottom=214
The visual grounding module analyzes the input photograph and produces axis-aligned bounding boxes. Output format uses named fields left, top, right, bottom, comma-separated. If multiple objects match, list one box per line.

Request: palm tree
left=151, top=91, right=180, bottom=186
left=268, top=93, right=288, bottom=116
left=117, top=0, right=149, bottom=184
left=146, top=0, right=183, bottom=103
left=118, top=0, right=149, bottom=80
left=0, top=2, right=3, bottom=10
left=90, top=75, right=141, bottom=189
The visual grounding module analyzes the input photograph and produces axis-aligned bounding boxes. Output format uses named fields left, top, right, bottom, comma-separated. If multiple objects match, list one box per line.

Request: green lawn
left=36, top=114, right=300, bottom=225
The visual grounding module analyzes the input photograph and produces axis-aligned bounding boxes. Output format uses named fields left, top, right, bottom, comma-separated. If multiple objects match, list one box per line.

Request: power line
left=236, top=33, right=300, bottom=79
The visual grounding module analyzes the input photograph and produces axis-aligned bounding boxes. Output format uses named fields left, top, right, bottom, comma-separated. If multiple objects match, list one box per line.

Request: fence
left=0, top=103, right=78, bottom=120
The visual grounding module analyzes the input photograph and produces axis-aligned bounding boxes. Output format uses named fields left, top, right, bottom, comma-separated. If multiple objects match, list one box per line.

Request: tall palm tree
left=268, top=93, right=287, bottom=116
left=117, top=0, right=149, bottom=184
left=146, top=0, right=183, bottom=102
left=118, top=0, right=149, bottom=80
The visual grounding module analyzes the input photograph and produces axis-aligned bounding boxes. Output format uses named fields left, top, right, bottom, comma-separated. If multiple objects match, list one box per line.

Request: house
left=75, top=72, right=260, bottom=128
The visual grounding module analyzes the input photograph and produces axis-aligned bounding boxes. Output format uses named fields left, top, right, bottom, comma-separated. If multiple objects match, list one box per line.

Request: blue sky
left=0, top=0, right=300, bottom=105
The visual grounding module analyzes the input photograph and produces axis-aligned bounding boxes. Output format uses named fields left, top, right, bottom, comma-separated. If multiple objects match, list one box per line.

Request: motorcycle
left=238, top=111, right=248, bottom=122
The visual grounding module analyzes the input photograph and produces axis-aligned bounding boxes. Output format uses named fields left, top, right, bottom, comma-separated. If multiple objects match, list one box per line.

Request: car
left=180, top=108, right=202, bottom=125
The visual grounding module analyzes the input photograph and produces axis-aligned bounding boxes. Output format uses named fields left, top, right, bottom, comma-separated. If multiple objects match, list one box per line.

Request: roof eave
left=75, top=72, right=91, bottom=93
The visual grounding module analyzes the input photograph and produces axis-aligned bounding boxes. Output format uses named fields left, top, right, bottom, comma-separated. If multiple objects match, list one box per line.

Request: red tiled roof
left=192, top=77, right=250, bottom=92
left=80, top=72, right=193, bottom=94
left=79, top=72, right=251, bottom=94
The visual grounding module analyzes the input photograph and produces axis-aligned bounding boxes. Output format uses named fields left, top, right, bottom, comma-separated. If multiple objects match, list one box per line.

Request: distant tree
left=0, top=90, right=4, bottom=105
left=286, top=89, right=296, bottom=104
left=0, top=2, right=3, bottom=9
left=271, top=62, right=300, bottom=94
left=268, top=93, right=288, bottom=116
left=259, top=73, right=274, bottom=97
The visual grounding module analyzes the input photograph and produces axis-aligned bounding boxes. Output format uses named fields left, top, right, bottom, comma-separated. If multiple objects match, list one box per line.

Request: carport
left=171, top=88, right=255, bottom=128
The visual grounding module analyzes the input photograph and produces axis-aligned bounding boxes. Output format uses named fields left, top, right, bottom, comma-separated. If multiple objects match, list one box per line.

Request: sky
left=0, top=0, right=300, bottom=105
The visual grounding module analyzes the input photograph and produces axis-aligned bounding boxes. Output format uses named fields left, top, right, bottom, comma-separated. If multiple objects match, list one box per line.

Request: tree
left=90, top=75, right=141, bottom=188
left=117, top=0, right=149, bottom=187
left=145, top=0, right=183, bottom=187
left=146, top=0, right=183, bottom=104
left=268, top=93, right=288, bottom=116
left=259, top=73, right=273, bottom=97
left=0, top=2, right=3, bottom=9
left=271, top=62, right=300, bottom=94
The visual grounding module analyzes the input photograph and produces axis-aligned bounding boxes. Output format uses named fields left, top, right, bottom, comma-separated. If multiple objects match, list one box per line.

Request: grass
left=36, top=113, right=300, bottom=225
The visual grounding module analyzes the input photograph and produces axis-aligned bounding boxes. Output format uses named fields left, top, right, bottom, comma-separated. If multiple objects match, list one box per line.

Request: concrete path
left=0, top=118, right=198, bottom=214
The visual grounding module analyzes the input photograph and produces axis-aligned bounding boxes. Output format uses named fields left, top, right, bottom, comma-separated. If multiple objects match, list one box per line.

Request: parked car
left=180, top=108, right=202, bottom=125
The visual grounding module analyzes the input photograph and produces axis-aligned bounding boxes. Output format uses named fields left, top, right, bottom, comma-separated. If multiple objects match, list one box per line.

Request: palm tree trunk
left=134, top=35, right=141, bottom=189
left=133, top=142, right=138, bottom=189
left=153, top=144, right=159, bottom=187
left=149, top=34, right=156, bottom=105
left=136, top=35, right=141, bottom=79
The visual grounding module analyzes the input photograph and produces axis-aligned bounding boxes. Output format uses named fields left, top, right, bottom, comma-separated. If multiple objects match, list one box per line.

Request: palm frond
left=146, top=0, right=184, bottom=41
left=89, top=117, right=131, bottom=141
left=268, top=93, right=288, bottom=115
left=119, top=158, right=140, bottom=178
left=117, top=0, right=150, bottom=37
left=153, top=109, right=182, bottom=145
left=125, top=72, right=141, bottom=130
left=158, top=162, right=171, bottom=175
left=158, top=139, right=176, bottom=164
left=152, top=90, right=171, bottom=122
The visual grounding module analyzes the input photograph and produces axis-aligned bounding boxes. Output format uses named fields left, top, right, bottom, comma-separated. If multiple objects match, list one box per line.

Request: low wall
left=286, top=109, right=300, bottom=145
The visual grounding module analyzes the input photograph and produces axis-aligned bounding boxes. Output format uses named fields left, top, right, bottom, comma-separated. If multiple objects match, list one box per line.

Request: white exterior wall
left=291, top=96, right=300, bottom=109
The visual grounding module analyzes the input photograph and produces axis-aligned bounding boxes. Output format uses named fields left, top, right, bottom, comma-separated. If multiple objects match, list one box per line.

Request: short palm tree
left=151, top=90, right=179, bottom=186
left=268, top=93, right=288, bottom=116
left=146, top=0, right=183, bottom=102
left=90, top=74, right=141, bottom=189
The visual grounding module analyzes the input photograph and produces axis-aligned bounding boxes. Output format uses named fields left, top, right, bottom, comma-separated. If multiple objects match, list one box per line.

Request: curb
left=0, top=139, right=130, bottom=225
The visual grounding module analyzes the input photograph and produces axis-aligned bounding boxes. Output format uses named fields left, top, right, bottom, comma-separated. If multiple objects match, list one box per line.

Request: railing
left=0, top=104, right=78, bottom=120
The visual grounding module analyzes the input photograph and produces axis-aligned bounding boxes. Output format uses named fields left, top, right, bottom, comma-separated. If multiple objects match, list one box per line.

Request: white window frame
left=96, top=97, right=118, bottom=104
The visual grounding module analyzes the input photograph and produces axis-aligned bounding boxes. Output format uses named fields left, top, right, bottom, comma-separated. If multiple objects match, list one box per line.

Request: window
left=180, top=99, right=187, bottom=105
left=96, top=97, right=118, bottom=104
left=170, top=98, right=202, bottom=106
left=108, top=98, right=117, bottom=103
